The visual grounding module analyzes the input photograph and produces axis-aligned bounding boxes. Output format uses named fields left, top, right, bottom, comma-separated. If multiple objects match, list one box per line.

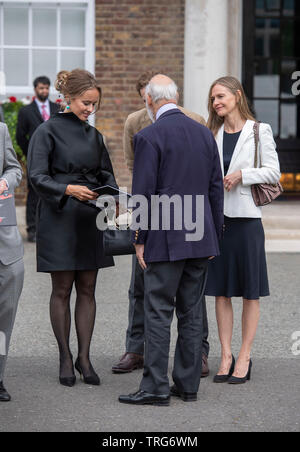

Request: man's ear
left=147, top=94, right=153, bottom=108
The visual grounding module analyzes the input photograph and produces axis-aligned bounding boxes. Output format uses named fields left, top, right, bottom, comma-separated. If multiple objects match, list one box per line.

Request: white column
left=184, top=0, right=229, bottom=120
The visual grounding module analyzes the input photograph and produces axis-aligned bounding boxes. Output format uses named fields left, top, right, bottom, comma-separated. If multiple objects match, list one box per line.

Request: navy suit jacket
left=132, top=108, right=224, bottom=263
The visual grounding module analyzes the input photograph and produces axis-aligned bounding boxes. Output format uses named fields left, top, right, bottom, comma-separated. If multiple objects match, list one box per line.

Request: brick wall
left=95, top=0, right=185, bottom=190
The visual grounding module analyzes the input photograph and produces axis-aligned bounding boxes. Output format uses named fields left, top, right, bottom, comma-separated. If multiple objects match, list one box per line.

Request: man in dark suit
left=119, top=75, right=224, bottom=406
left=16, top=76, right=60, bottom=242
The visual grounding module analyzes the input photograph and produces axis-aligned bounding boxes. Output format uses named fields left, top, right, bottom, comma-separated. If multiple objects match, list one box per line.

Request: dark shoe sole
left=0, top=397, right=11, bottom=402
left=112, top=364, right=143, bottom=374
left=119, top=399, right=170, bottom=406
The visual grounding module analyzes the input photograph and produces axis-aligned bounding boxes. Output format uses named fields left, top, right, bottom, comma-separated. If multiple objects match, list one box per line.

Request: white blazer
left=215, top=120, right=281, bottom=218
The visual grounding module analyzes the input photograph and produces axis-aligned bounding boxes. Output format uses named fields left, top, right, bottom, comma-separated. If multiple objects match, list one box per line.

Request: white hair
left=146, top=79, right=178, bottom=104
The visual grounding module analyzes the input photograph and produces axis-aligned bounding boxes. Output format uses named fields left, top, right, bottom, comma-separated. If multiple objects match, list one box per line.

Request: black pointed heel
left=59, top=376, right=76, bottom=387
left=228, top=359, right=252, bottom=385
left=59, top=354, right=76, bottom=387
left=213, top=355, right=235, bottom=383
left=75, top=358, right=101, bottom=386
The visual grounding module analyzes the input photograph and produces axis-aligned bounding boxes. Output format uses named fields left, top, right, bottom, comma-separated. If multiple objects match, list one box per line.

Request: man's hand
left=223, top=170, right=242, bottom=192
left=135, top=244, right=147, bottom=270
left=65, top=185, right=99, bottom=202
left=0, top=179, right=8, bottom=195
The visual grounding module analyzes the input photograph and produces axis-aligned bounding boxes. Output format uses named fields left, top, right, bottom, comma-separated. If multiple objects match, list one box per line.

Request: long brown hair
left=55, top=69, right=102, bottom=112
left=207, top=76, right=256, bottom=136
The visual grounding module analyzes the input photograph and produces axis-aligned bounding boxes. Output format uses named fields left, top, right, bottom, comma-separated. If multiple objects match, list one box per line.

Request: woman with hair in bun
left=28, top=69, right=118, bottom=387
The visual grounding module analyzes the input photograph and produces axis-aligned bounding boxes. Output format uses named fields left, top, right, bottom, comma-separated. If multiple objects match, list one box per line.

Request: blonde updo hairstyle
left=55, top=69, right=102, bottom=112
left=207, top=76, right=256, bottom=136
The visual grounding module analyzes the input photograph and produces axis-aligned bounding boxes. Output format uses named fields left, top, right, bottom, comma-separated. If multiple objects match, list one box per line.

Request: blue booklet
left=0, top=192, right=17, bottom=226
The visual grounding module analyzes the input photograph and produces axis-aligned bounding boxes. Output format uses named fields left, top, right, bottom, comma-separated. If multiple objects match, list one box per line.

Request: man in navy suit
left=119, top=75, right=224, bottom=406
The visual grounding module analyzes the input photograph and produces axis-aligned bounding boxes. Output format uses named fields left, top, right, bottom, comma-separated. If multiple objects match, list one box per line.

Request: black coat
left=16, top=100, right=60, bottom=156
left=27, top=112, right=117, bottom=272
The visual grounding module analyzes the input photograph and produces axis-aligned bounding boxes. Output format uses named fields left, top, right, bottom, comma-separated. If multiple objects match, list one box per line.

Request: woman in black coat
left=28, top=69, right=118, bottom=387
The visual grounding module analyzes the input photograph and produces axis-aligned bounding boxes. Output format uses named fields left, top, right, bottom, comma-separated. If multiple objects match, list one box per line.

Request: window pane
left=60, top=51, right=85, bottom=71
left=282, top=20, right=300, bottom=57
left=281, top=102, right=298, bottom=138
left=4, top=49, right=28, bottom=86
left=61, top=10, right=85, bottom=47
left=255, top=18, right=280, bottom=58
left=283, top=0, right=295, bottom=16
left=33, top=50, right=57, bottom=86
left=33, top=9, right=57, bottom=47
left=254, top=60, right=280, bottom=97
left=256, top=0, right=281, bottom=16
left=281, top=60, right=299, bottom=98
left=254, top=99, right=279, bottom=136
left=4, top=8, right=28, bottom=45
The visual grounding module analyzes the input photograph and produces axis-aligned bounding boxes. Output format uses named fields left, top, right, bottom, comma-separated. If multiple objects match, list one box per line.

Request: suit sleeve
left=16, top=108, right=30, bottom=157
left=209, top=136, right=224, bottom=240
left=131, top=133, right=159, bottom=245
left=98, top=135, right=118, bottom=189
left=27, top=127, right=68, bottom=209
left=2, top=124, right=22, bottom=190
left=241, top=124, right=281, bottom=186
left=123, top=116, right=135, bottom=174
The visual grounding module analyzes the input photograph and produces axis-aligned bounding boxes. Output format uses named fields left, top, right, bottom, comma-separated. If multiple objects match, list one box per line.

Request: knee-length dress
left=205, top=129, right=270, bottom=299
left=28, top=112, right=117, bottom=272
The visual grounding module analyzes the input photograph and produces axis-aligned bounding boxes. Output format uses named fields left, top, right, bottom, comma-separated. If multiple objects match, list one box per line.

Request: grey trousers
left=140, top=258, right=209, bottom=395
left=126, top=255, right=210, bottom=357
left=0, top=259, right=24, bottom=382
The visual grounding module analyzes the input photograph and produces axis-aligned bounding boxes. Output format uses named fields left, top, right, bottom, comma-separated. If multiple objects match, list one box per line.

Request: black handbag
left=103, top=227, right=135, bottom=256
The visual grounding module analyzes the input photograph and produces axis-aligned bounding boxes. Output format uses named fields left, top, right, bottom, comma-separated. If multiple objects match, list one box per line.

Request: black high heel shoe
left=228, top=359, right=252, bottom=385
left=75, top=358, right=101, bottom=386
left=59, top=356, right=76, bottom=387
left=213, top=355, right=235, bottom=383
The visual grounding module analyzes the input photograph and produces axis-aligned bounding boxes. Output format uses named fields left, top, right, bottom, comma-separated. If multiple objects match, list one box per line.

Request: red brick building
left=94, top=0, right=185, bottom=189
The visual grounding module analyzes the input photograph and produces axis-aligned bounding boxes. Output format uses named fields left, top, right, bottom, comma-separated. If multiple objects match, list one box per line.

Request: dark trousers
left=26, top=176, right=38, bottom=234
left=126, top=255, right=210, bottom=357
left=140, top=258, right=209, bottom=395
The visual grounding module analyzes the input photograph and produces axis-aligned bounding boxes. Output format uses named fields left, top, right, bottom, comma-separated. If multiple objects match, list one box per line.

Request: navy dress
left=205, top=131, right=270, bottom=300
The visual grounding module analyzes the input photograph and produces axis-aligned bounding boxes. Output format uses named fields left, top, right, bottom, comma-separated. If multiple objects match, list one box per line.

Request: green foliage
left=2, top=101, right=26, bottom=163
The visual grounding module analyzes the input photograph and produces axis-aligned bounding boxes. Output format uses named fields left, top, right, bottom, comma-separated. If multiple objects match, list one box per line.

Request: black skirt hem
left=205, top=291, right=270, bottom=299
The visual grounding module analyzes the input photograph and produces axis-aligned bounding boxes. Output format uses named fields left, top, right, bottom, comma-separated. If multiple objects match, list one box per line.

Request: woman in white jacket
left=205, top=76, right=281, bottom=384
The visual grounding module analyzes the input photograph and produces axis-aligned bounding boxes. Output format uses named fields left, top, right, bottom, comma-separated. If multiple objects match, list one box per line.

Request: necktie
left=41, top=104, right=50, bottom=121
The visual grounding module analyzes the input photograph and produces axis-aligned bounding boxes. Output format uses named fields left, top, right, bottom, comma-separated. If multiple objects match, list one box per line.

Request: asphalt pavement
left=0, top=242, right=299, bottom=432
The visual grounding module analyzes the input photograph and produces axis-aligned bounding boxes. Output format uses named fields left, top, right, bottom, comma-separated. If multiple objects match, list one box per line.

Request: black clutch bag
left=103, top=227, right=135, bottom=256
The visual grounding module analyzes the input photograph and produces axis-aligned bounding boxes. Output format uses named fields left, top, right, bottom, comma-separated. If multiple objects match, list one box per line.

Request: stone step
left=262, top=216, right=300, bottom=230
left=265, top=229, right=300, bottom=240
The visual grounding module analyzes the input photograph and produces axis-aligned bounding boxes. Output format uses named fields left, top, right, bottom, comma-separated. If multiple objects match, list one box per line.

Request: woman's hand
left=65, top=185, right=99, bottom=201
left=224, top=170, right=242, bottom=192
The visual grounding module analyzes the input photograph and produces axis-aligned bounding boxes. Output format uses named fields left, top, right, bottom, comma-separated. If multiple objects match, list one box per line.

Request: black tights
left=50, top=270, right=98, bottom=378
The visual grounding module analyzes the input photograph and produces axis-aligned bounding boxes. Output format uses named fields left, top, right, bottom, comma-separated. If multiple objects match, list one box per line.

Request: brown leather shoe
left=201, top=354, right=209, bottom=378
left=112, top=353, right=144, bottom=374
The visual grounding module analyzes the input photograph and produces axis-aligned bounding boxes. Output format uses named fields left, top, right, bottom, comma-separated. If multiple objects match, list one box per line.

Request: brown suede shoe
left=201, top=354, right=209, bottom=378
left=112, top=353, right=144, bottom=374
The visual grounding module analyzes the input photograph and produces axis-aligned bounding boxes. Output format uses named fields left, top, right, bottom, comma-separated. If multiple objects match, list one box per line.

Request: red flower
left=9, top=96, right=17, bottom=103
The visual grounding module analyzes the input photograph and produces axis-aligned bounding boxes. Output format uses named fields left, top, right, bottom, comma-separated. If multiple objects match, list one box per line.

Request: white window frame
left=0, top=0, right=95, bottom=97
